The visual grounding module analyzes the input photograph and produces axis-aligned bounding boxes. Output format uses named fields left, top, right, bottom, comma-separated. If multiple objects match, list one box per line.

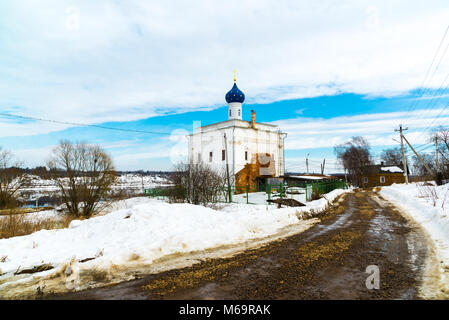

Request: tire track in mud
left=45, top=190, right=437, bottom=300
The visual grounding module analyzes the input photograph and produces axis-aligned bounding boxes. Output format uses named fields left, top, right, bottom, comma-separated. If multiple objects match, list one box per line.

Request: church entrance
left=256, top=177, right=267, bottom=192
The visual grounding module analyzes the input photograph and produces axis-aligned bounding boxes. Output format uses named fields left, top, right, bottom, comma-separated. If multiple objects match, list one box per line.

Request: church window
left=245, top=151, right=248, bottom=161
left=238, top=109, right=240, bottom=116
left=209, top=151, right=213, bottom=162
left=222, top=150, right=225, bottom=161
left=229, top=109, right=232, bottom=117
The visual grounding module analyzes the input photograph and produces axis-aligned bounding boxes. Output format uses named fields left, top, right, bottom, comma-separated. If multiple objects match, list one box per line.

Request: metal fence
left=144, top=180, right=348, bottom=205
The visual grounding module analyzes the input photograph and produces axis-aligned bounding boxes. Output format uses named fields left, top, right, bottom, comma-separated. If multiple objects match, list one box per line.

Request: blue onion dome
left=225, top=82, right=245, bottom=103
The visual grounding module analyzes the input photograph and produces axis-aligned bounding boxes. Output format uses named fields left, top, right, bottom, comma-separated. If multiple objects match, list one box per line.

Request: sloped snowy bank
left=0, top=188, right=347, bottom=296
left=380, top=182, right=449, bottom=295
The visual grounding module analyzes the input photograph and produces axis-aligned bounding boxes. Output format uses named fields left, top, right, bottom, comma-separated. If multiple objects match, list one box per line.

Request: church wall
left=188, top=124, right=285, bottom=186
left=232, top=127, right=284, bottom=177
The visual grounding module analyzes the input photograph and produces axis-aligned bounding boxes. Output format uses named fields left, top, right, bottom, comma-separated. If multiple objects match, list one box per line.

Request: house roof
left=284, top=174, right=337, bottom=181
left=380, top=166, right=403, bottom=173
left=288, top=175, right=326, bottom=180
left=364, top=164, right=404, bottom=174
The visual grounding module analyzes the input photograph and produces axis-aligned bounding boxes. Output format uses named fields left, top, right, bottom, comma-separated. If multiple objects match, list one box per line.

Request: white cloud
left=1, top=0, right=449, bottom=136
left=12, top=145, right=56, bottom=168
left=273, top=108, right=449, bottom=151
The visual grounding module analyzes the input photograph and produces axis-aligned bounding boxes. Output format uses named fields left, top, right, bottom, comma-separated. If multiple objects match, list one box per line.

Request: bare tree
left=433, top=127, right=449, bottom=177
left=0, top=148, right=29, bottom=209
left=47, top=140, right=117, bottom=218
left=411, top=154, right=436, bottom=177
left=334, top=136, right=372, bottom=186
left=170, top=161, right=226, bottom=205
left=380, top=147, right=405, bottom=166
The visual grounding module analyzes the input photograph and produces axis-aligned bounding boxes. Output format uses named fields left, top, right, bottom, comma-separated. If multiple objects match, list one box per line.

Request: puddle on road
left=306, top=212, right=353, bottom=242
left=303, top=196, right=357, bottom=242
left=367, top=213, right=395, bottom=242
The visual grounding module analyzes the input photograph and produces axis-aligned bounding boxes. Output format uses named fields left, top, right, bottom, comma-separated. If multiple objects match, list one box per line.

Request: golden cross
left=233, top=69, right=237, bottom=82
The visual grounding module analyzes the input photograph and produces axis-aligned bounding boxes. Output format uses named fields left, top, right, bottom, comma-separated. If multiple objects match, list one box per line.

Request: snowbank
left=0, top=188, right=347, bottom=297
left=380, top=182, right=449, bottom=293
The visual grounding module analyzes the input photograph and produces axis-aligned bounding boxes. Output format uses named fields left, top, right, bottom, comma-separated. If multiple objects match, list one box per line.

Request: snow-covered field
left=380, top=182, right=449, bottom=295
left=0, top=188, right=347, bottom=298
left=18, top=173, right=171, bottom=202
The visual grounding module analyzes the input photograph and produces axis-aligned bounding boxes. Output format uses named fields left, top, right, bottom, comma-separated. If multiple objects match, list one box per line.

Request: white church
left=188, top=73, right=287, bottom=192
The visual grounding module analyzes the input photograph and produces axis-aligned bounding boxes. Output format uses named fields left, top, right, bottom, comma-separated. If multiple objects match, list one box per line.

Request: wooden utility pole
left=435, top=135, right=443, bottom=185
left=436, top=135, right=439, bottom=169
left=306, top=153, right=310, bottom=174
left=402, top=134, right=435, bottom=176
left=223, top=133, right=232, bottom=202
left=395, top=125, right=409, bottom=184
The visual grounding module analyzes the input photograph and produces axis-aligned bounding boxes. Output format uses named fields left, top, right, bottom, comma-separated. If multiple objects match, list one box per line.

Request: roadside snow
left=0, top=188, right=347, bottom=294
left=0, top=197, right=156, bottom=223
left=380, top=182, right=449, bottom=294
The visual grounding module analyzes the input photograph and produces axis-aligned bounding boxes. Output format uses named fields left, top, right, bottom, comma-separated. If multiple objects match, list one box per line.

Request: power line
left=0, top=112, right=180, bottom=136
left=410, top=73, right=449, bottom=125
left=405, top=24, right=449, bottom=119
left=416, top=144, right=434, bottom=152
left=420, top=100, right=449, bottom=134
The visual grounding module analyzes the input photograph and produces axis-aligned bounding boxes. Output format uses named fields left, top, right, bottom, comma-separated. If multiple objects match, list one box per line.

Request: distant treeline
left=2, top=166, right=176, bottom=178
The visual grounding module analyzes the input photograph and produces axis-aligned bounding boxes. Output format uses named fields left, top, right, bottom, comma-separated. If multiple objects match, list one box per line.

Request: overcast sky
left=1, top=1, right=449, bottom=172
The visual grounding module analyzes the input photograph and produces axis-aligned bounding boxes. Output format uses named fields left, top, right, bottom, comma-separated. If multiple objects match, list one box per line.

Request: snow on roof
left=288, top=175, right=327, bottom=180
left=380, top=166, right=403, bottom=173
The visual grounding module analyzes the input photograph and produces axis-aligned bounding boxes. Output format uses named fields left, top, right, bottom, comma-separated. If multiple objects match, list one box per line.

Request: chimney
left=251, top=110, right=256, bottom=128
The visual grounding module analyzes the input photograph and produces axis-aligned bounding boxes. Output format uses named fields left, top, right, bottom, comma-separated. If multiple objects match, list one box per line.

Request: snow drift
left=380, top=182, right=449, bottom=296
left=0, top=188, right=347, bottom=298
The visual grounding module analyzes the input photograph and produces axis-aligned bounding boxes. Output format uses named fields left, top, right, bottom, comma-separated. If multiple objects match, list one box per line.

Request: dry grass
left=89, top=267, right=109, bottom=282
left=0, top=207, right=53, bottom=216
left=0, top=210, right=75, bottom=239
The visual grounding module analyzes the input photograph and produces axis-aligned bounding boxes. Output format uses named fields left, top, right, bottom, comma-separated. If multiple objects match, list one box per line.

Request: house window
left=222, top=149, right=225, bottom=161
left=209, top=151, right=213, bottom=162
left=380, top=176, right=385, bottom=183
left=363, top=177, right=368, bottom=184
left=245, top=151, right=248, bottom=161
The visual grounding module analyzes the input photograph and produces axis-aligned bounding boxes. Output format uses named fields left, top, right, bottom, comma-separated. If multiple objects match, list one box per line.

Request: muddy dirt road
left=45, top=190, right=437, bottom=300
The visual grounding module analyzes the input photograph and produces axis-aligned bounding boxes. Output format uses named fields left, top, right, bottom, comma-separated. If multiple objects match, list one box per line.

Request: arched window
left=238, top=109, right=241, bottom=116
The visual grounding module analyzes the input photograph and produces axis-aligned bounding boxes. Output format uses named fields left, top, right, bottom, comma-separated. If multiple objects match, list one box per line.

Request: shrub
left=47, top=140, right=117, bottom=218
left=170, top=161, right=226, bottom=205
left=0, top=148, right=30, bottom=209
